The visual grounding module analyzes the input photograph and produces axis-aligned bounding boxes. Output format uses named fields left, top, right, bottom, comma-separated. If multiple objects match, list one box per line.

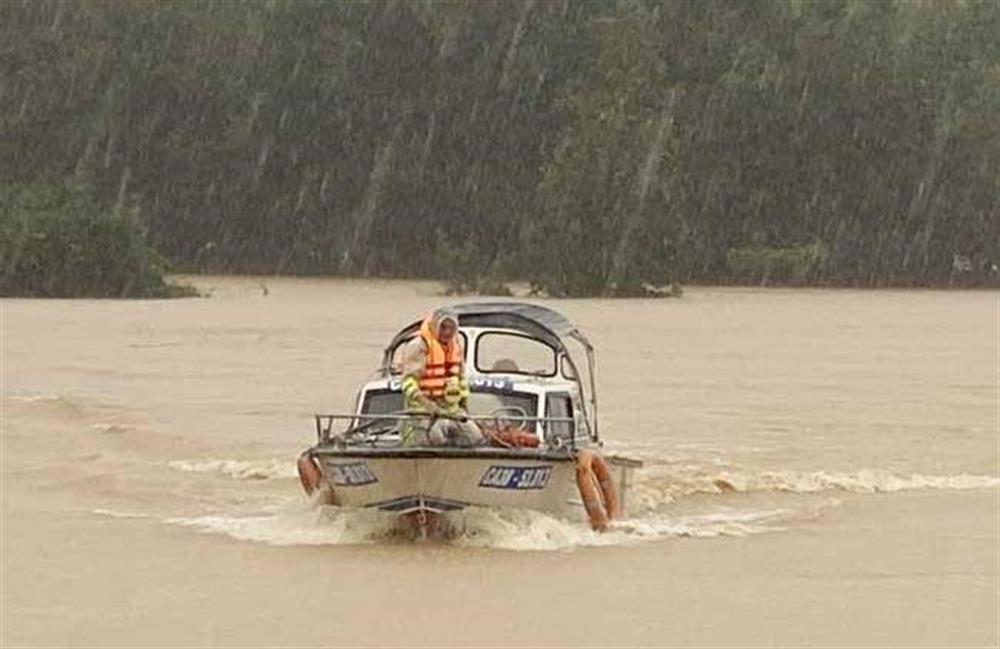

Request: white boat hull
left=312, top=447, right=637, bottom=523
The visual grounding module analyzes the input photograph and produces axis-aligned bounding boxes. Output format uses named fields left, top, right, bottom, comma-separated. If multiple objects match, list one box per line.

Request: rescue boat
left=297, top=302, right=642, bottom=535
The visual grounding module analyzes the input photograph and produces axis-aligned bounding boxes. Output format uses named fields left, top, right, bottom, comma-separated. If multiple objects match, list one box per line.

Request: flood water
left=2, top=277, right=997, bottom=647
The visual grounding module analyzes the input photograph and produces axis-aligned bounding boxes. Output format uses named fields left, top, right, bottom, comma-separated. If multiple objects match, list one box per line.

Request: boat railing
left=314, top=413, right=580, bottom=449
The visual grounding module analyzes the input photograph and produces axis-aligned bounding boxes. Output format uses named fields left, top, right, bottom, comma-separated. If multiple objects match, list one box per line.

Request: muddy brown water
left=2, top=277, right=997, bottom=647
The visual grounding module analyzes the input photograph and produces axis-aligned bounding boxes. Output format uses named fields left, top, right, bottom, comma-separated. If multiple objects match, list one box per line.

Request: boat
left=296, top=302, right=642, bottom=536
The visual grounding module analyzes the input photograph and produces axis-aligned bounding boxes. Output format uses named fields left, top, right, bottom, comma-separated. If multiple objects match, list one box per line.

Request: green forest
left=1, top=0, right=997, bottom=297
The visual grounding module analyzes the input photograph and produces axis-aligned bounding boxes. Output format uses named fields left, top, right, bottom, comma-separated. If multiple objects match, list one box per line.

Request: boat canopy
left=384, top=302, right=591, bottom=357
left=380, top=302, right=600, bottom=440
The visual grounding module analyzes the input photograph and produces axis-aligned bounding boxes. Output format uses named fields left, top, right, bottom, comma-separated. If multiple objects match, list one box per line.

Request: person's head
left=437, top=314, right=458, bottom=345
left=429, top=307, right=459, bottom=345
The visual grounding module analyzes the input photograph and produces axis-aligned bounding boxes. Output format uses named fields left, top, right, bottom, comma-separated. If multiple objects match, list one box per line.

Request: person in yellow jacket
left=399, top=308, right=483, bottom=446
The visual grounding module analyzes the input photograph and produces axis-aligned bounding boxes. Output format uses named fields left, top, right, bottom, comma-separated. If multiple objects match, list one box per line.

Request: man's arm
left=400, top=338, right=439, bottom=413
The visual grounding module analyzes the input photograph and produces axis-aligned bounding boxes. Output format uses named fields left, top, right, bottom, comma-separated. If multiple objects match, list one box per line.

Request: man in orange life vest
left=399, top=308, right=484, bottom=446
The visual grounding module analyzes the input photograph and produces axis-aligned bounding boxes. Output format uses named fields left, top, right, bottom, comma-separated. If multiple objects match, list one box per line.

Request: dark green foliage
left=1, top=0, right=996, bottom=294
left=727, top=243, right=829, bottom=286
left=0, top=183, right=195, bottom=297
left=437, top=237, right=512, bottom=296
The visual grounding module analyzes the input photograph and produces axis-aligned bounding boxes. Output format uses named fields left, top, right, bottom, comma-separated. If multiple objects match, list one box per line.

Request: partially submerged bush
left=0, top=183, right=196, bottom=298
left=726, top=242, right=828, bottom=286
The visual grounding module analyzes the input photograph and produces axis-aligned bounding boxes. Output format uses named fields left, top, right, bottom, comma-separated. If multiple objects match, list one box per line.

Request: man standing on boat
left=399, top=308, right=484, bottom=446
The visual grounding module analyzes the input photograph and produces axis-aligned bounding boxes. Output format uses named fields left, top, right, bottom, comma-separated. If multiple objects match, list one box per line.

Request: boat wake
left=167, top=458, right=299, bottom=480
left=158, top=457, right=998, bottom=550
left=630, top=464, right=999, bottom=509
left=168, top=504, right=400, bottom=547
left=451, top=505, right=802, bottom=550
left=166, top=455, right=999, bottom=495
left=165, top=501, right=801, bottom=551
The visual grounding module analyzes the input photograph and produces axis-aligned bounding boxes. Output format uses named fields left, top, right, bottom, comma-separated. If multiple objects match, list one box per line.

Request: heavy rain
left=1, top=2, right=997, bottom=648
left=2, top=0, right=997, bottom=296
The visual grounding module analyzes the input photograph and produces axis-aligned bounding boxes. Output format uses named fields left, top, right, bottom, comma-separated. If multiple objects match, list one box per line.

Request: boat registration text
left=479, top=465, right=552, bottom=490
left=329, top=462, right=379, bottom=486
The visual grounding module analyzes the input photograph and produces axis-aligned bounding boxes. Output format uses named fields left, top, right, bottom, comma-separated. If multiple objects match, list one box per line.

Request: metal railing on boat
left=313, top=412, right=579, bottom=448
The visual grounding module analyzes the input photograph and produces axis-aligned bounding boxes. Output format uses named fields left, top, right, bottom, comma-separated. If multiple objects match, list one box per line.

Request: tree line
left=1, top=0, right=997, bottom=296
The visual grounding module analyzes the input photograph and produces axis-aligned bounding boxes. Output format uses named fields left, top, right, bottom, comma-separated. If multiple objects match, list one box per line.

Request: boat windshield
left=361, top=388, right=537, bottom=419
left=475, top=332, right=556, bottom=376
left=467, top=391, right=537, bottom=418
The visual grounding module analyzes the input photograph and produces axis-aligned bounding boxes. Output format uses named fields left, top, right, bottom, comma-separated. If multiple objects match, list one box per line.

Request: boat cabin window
left=544, top=393, right=574, bottom=443
left=467, top=391, right=537, bottom=420
left=475, top=332, right=556, bottom=377
left=362, top=389, right=404, bottom=415
left=387, top=332, right=468, bottom=375
left=560, top=355, right=578, bottom=380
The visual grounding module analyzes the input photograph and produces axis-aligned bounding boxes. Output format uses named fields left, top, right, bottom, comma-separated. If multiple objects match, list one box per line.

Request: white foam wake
left=92, top=509, right=149, bottom=520
left=167, top=453, right=999, bottom=496
left=631, top=466, right=1000, bottom=509
left=451, top=506, right=792, bottom=551
left=168, top=459, right=298, bottom=480
left=91, top=423, right=130, bottom=434
left=166, top=502, right=794, bottom=551
left=718, top=469, right=1000, bottom=494
left=168, top=504, right=401, bottom=546
left=161, top=458, right=996, bottom=550
left=3, top=392, right=65, bottom=403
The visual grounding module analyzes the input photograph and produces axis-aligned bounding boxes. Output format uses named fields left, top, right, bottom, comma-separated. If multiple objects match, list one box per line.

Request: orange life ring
left=575, top=450, right=619, bottom=531
left=487, top=426, right=541, bottom=448
left=590, top=452, right=621, bottom=519
left=297, top=453, right=323, bottom=496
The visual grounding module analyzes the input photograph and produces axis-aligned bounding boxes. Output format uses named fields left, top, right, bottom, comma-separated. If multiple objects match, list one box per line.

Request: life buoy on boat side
left=590, top=452, right=621, bottom=520
left=297, top=452, right=323, bottom=496
left=575, top=450, right=619, bottom=532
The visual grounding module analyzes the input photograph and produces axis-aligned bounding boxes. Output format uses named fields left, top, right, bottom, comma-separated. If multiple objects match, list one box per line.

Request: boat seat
left=491, top=359, right=519, bottom=372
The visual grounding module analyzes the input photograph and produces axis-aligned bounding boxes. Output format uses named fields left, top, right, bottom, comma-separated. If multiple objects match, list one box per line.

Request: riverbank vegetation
left=1, top=0, right=996, bottom=296
left=0, top=183, right=194, bottom=297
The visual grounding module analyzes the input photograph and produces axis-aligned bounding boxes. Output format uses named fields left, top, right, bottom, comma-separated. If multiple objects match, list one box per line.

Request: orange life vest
left=418, top=316, right=463, bottom=398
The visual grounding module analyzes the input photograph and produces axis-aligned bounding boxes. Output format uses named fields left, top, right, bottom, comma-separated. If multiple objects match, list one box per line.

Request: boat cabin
left=350, top=302, right=599, bottom=448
